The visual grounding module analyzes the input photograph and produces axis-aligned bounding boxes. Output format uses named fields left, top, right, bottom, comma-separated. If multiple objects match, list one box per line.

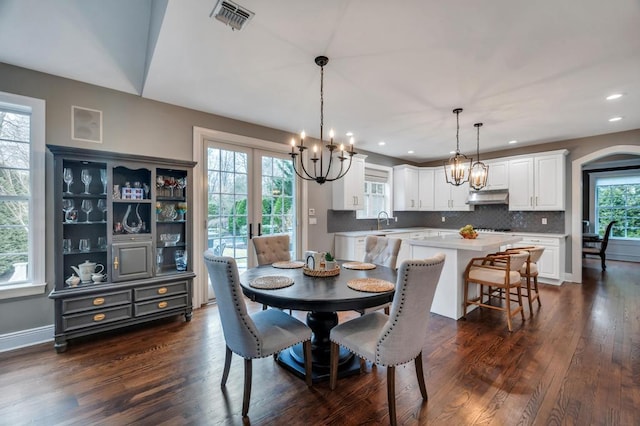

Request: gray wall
left=1, top=61, right=639, bottom=338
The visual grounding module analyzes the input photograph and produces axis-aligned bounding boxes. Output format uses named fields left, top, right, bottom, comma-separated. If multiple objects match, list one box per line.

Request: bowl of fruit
left=459, top=224, right=478, bottom=239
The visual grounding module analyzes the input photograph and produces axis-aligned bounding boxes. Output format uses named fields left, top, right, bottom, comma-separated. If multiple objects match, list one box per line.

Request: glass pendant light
left=469, top=122, right=489, bottom=190
left=444, top=108, right=472, bottom=186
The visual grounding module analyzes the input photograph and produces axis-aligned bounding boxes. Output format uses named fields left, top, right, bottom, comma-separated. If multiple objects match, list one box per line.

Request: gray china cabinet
left=48, top=145, right=196, bottom=353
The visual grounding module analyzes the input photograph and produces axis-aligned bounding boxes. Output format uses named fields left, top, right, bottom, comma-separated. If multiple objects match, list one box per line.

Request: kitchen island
left=407, top=233, right=522, bottom=320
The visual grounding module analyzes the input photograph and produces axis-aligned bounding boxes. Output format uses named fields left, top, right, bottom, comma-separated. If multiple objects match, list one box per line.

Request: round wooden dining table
left=239, top=261, right=396, bottom=382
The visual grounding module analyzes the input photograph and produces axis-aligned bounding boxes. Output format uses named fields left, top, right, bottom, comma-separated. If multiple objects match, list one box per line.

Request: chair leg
left=387, top=366, right=397, bottom=426
left=262, top=304, right=268, bottom=310
left=505, top=290, right=513, bottom=332
left=221, top=345, right=232, bottom=387
left=525, top=276, right=534, bottom=312
left=415, top=352, right=428, bottom=401
left=329, top=342, right=339, bottom=390
left=601, top=253, right=606, bottom=271
left=303, top=340, right=312, bottom=387
left=534, top=275, right=541, bottom=307
left=516, top=285, right=525, bottom=321
left=463, top=279, right=469, bottom=318
left=242, top=358, right=252, bottom=417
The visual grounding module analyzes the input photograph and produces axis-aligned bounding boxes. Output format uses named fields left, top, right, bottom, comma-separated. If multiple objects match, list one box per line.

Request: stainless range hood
left=467, top=189, right=509, bottom=205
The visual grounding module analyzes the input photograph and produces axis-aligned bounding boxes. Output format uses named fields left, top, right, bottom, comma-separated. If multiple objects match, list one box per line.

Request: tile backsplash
left=327, top=205, right=564, bottom=234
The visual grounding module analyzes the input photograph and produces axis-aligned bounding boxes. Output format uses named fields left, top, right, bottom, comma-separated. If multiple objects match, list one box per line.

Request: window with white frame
left=594, top=172, right=640, bottom=239
left=0, top=92, right=46, bottom=298
left=356, top=165, right=393, bottom=219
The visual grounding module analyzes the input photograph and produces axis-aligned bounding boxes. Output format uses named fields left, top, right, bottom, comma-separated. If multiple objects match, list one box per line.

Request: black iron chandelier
left=444, top=108, right=472, bottom=186
left=469, top=122, right=489, bottom=190
left=290, top=56, right=356, bottom=184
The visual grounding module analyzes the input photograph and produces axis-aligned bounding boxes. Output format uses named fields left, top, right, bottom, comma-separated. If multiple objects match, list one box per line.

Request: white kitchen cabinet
left=482, top=159, right=508, bottom=190
left=418, top=168, right=435, bottom=210
left=434, top=168, right=474, bottom=211
left=332, top=155, right=366, bottom=210
left=507, top=234, right=566, bottom=285
left=508, top=151, right=567, bottom=211
left=393, top=165, right=419, bottom=211
left=334, top=235, right=367, bottom=261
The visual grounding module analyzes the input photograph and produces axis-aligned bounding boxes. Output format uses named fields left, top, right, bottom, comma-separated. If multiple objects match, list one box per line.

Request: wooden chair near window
left=463, top=251, right=530, bottom=331
left=583, top=220, right=617, bottom=271
left=499, top=246, right=545, bottom=312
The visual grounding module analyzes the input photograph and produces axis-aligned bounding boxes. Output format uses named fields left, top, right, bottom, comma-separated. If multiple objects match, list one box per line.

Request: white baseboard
left=0, top=325, right=53, bottom=353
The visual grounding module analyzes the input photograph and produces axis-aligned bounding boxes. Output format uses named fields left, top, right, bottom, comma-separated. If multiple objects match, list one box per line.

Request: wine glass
left=100, top=169, right=107, bottom=194
left=97, top=199, right=107, bottom=222
left=62, top=199, right=74, bottom=222
left=81, top=199, right=93, bottom=223
left=63, top=168, right=73, bottom=194
left=81, top=169, right=92, bottom=194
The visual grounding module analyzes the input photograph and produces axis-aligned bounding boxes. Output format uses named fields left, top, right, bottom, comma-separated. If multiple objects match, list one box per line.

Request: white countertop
left=334, top=227, right=567, bottom=239
left=407, top=233, right=523, bottom=251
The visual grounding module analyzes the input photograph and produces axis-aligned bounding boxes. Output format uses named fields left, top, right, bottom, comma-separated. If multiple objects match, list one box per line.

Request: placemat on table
left=347, top=277, right=394, bottom=293
left=341, top=261, right=377, bottom=270
left=272, top=261, right=305, bottom=269
left=250, top=275, right=294, bottom=289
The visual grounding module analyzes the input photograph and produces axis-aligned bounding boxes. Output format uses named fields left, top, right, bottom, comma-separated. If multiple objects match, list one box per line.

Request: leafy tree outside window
left=595, top=174, right=640, bottom=239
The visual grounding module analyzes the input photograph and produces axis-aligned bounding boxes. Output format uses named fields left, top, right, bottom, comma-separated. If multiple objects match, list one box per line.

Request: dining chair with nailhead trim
left=203, top=253, right=312, bottom=418
left=329, top=254, right=446, bottom=426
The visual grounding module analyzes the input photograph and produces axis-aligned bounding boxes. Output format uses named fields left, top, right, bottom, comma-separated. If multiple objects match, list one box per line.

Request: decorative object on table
left=71, top=105, right=102, bottom=143
left=81, top=168, right=92, bottom=194
left=305, top=251, right=326, bottom=270
left=290, top=55, right=357, bottom=185
left=342, top=261, right=376, bottom=270
left=65, top=274, right=80, bottom=287
left=272, top=261, right=305, bottom=269
left=303, top=264, right=340, bottom=277
left=175, top=249, right=188, bottom=271
left=459, top=224, right=478, bottom=239
left=160, top=233, right=181, bottom=246
left=324, top=252, right=337, bottom=271
left=70, top=260, right=104, bottom=284
left=469, top=122, right=489, bottom=190
left=122, top=204, right=143, bottom=233
left=443, top=108, right=472, bottom=186
left=347, top=277, right=394, bottom=293
left=249, top=275, right=294, bottom=289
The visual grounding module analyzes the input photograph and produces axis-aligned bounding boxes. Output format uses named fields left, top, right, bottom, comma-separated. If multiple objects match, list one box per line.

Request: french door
left=205, top=141, right=297, bottom=274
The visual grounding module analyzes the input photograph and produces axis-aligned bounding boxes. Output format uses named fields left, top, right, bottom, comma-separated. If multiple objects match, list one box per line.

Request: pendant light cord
left=320, top=64, right=324, bottom=142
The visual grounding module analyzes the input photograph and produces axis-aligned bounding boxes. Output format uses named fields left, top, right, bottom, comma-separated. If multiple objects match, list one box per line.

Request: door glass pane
left=260, top=154, right=296, bottom=258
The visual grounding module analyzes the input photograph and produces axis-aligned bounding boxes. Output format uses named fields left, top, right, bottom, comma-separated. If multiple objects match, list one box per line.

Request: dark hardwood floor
left=1, top=258, right=638, bottom=425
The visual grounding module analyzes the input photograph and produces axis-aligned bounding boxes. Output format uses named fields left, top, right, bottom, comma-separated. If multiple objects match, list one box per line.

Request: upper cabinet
left=433, top=168, right=474, bottom=211
left=332, top=154, right=366, bottom=210
left=418, top=168, right=435, bottom=210
left=508, top=150, right=567, bottom=211
left=481, top=159, right=509, bottom=191
left=393, top=166, right=435, bottom=211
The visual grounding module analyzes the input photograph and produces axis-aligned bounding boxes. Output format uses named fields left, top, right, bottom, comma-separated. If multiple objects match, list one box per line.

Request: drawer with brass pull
left=61, top=290, right=132, bottom=315
left=62, top=305, right=132, bottom=332
left=134, top=294, right=188, bottom=317
left=133, top=281, right=188, bottom=302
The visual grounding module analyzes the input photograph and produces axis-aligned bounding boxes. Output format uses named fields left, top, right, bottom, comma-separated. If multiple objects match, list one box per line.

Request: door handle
left=249, top=223, right=253, bottom=239
left=258, top=223, right=262, bottom=236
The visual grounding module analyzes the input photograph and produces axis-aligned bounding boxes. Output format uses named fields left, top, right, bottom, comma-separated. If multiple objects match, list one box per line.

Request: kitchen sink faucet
left=377, top=210, right=390, bottom=230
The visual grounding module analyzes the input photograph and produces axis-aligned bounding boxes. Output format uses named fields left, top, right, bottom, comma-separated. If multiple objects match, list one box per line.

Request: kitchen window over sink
left=356, top=164, right=393, bottom=219
left=0, top=92, right=46, bottom=299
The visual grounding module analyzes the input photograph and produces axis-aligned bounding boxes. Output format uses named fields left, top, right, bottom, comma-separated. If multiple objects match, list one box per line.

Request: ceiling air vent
left=210, top=0, right=254, bottom=31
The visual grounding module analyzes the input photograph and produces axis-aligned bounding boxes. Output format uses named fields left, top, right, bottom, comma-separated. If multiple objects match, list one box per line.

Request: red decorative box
left=121, top=187, right=144, bottom=200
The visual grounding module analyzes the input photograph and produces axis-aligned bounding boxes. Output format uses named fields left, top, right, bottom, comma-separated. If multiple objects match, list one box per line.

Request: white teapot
left=71, top=260, right=104, bottom=283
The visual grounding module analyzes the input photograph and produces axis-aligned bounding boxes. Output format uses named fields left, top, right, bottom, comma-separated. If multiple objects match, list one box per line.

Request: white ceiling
left=1, top=0, right=639, bottom=162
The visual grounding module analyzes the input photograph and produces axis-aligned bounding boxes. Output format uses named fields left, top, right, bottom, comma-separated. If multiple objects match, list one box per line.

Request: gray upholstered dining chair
left=252, top=233, right=291, bottom=265
left=203, top=253, right=312, bottom=417
left=329, top=254, right=446, bottom=426
left=359, top=235, right=402, bottom=315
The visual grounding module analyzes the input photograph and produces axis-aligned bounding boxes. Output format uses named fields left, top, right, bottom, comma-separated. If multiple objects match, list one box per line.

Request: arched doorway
left=571, top=145, right=640, bottom=283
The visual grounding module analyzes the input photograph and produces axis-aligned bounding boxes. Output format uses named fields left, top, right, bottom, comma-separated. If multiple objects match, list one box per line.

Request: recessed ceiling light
left=449, top=150, right=456, bottom=155
left=345, top=132, right=353, bottom=137
left=609, top=116, right=622, bottom=122
left=508, top=140, right=518, bottom=144
left=408, top=150, right=414, bottom=154
left=378, top=141, right=386, bottom=146
left=606, top=93, right=623, bottom=100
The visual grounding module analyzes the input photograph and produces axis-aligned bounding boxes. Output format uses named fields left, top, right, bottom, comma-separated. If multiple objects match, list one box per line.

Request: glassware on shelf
left=175, top=250, right=187, bottom=271
left=176, top=202, right=187, bottom=221
left=81, top=169, right=92, bottom=194
left=97, top=236, right=107, bottom=249
left=100, top=169, right=107, bottom=194
left=176, top=177, right=187, bottom=198
left=79, top=238, right=91, bottom=252
left=81, top=199, right=93, bottom=222
left=162, top=204, right=178, bottom=221
left=97, top=199, right=107, bottom=222
left=63, top=239, right=72, bottom=253
left=62, top=199, right=75, bottom=222
left=156, top=248, right=164, bottom=273
left=63, top=168, right=73, bottom=194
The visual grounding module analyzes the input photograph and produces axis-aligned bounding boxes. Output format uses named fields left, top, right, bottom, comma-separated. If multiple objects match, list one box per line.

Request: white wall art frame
left=71, top=106, right=102, bottom=143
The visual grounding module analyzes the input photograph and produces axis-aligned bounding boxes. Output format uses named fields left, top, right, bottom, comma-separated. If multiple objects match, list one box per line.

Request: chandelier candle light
left=469, top=122, right=489, bottom=190
left=290, top=56, right=356, bottom=184
left=444, top=108, right=472, bottom=186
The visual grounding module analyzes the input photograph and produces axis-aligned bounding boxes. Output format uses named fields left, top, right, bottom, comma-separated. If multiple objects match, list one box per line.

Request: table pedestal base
left=276, top=311, right=361, bottom=383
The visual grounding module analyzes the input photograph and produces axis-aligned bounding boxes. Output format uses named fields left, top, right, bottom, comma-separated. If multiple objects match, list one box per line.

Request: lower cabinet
left=507, top=234, right=565, bottom=285
left=51, top=275, right=194, bottom=352
left=335, top=235, right=367, bottom=262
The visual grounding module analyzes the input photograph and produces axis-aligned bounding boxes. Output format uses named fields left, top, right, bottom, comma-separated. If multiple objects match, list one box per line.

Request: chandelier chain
left=320, top=64, right=324, bottom=142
